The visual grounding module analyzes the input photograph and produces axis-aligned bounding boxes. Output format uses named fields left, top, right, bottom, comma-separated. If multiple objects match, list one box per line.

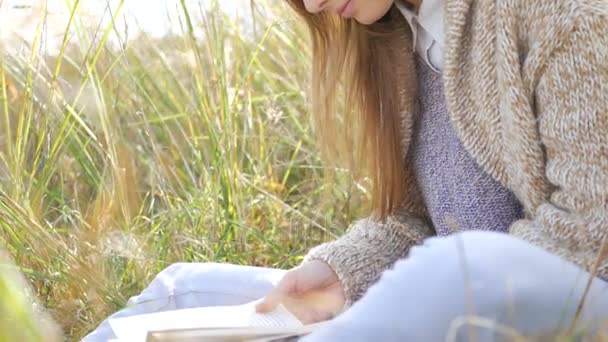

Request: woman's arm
left=304, top=211, right=434, bottom=306
left=509, top=5, right=608, bottom=276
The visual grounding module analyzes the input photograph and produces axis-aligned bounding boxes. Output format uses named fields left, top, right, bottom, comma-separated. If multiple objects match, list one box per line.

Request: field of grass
left=2, top=2, right=606, bottom=342
left=0, top=1, right=363, bottom=339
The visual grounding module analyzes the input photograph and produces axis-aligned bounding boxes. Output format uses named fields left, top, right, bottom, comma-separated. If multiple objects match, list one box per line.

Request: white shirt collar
left=395, top=0, right=446, bottom=71
left=395, top=0, right=445, bottom=46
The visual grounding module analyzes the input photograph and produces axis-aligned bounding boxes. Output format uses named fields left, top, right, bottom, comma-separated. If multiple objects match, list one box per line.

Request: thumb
left=255, top=275, right=296, bottom=313
left=255, top=291, right=280, bottom=313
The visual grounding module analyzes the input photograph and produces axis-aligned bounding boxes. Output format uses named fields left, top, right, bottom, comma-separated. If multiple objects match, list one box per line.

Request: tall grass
left=0, top=1, right=363, bottom=339
left=0, top=251, right=62, bottom=342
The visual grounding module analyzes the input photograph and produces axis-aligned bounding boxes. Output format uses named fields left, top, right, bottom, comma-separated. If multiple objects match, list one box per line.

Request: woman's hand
left=255, top=260, right=345, bottom=324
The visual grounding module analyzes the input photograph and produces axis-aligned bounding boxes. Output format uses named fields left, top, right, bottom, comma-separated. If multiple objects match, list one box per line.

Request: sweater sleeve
left=509, top=7, right=608, bottom=277
left=303, top=211, right=434, bottom=306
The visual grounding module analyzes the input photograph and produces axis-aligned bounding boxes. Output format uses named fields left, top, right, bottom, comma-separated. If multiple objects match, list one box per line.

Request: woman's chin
left=353, top=6, right=393, bottom=25
left=354, top=14, right=382, bottom=26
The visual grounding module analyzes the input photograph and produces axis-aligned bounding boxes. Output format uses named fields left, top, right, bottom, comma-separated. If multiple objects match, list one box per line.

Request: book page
left=146, top=322, right=330, bottom=342
left=109, top=301, right=303, bottom=341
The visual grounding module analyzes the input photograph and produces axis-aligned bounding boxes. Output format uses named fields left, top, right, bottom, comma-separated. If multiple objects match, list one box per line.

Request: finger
left=300, top=310, right=333, bottom=325
left=255, top=291, right=280, bottom=313
left=255, top=276, right=294, bottom=312
left=284, top=300, right=333, bottom=325
left=292, top=308, right=325, bottom=325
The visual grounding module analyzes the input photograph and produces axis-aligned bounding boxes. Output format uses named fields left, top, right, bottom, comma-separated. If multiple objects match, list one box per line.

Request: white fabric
left=85, top=232, right=608, bottom=341
left=395, top=0, right=445, bottom=72
left=302, top=231, right=608, bottom=341
left=82, top=263, right=286, bottom=342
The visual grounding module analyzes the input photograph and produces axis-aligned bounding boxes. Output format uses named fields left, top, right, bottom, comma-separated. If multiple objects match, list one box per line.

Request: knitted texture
left=305, top=0, right=608, bottom=306
left=303, top=213, right=433, bottom=306
left=410, top=57, right=524, bottom=236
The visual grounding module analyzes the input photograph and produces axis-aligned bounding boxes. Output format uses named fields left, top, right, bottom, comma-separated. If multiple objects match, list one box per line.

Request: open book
left=108, top=301, right=329, bottom=341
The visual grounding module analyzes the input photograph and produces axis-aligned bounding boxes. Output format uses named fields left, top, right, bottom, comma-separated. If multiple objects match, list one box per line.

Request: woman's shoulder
left=499, top=0, right=607, bottom=58
left=508, top=0, right=607, bottom=28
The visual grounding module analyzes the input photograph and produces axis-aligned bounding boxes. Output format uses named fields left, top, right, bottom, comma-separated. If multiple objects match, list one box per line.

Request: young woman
left=86, top=0, right=608, bottom=340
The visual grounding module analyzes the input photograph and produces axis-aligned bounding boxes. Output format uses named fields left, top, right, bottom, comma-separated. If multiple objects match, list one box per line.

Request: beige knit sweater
left=304, top=0, right=608, bottom=306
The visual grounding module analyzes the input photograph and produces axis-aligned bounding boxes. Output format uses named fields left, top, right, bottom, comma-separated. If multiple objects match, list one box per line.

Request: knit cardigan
left=304, top=0, right=608, bottom=306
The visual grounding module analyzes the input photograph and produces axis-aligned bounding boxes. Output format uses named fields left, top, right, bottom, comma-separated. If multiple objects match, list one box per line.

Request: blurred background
left=0, top=0, right=362, bottom=339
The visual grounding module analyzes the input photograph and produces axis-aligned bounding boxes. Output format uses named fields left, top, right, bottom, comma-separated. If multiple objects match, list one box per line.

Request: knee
left=154, top=263, right=192, bottom=285
left=410, top=231, right=534, bottom=290
left=449, top=231, right=534, bottom=272
left=157, top=262, right=189, bottom=277
left=157, top=262, right=221, bottom=278
left=149, top=262, right=224, bottom=293
left=420, top=231, right=528, bottom=266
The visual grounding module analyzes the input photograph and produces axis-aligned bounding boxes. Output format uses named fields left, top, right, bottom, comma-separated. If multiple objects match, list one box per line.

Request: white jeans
left=83, top=263, right=286, bottom=342
left=84, top=232, right=608, bottom=342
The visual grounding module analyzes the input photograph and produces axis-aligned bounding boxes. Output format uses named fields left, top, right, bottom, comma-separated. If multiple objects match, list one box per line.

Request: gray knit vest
left=409, top=57, right=524, bottom=236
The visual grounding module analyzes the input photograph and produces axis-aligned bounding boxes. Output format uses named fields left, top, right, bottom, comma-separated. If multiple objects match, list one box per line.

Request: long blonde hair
left=287, top=2, right=409, bottom=219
